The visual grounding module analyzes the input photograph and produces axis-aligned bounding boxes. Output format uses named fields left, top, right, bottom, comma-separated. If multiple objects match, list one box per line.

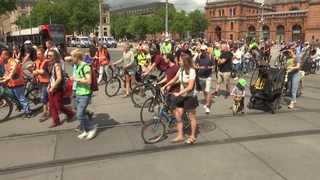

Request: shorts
left=175, top=95, right=199, bottom=110
left=198, top=76, right=212, bottom=92
left=39, top=83, right=49, bottom=104
left=217, top=71, right=231, bottom=84
left=125, top=69, right=136, bottom=76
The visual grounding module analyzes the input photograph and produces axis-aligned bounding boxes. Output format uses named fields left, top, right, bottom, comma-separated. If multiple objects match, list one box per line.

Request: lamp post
left=99, top=0, right=103, bottom=40
left=259, top=2, right=264, bottom=42
left=165, top=0, right=168, bottom=38
left=48, top=0, right=54, bottom=24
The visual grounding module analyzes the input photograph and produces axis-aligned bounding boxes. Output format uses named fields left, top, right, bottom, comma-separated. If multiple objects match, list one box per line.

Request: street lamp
left=165, top=0, right=168, bottom=38
left=259, top=2, right=264, bottom=42
left=99, top=0, right=103, bottom=40
left=48, top=0, right=54, bottom=24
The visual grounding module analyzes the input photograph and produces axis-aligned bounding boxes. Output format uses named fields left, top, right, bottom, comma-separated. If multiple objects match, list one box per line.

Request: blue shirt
left=84, top=57, right=92, bottom=64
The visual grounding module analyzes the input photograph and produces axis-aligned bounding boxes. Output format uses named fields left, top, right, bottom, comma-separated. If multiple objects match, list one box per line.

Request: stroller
left=247, top=65, right=286, bottom=114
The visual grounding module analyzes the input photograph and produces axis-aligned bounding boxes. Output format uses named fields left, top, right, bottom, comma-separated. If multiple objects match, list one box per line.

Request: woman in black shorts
left=162, top=54, right=198, bottom=144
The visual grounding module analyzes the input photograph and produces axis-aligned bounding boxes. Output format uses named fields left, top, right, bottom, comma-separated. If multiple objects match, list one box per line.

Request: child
left=230, top=78, right=247, bottom=113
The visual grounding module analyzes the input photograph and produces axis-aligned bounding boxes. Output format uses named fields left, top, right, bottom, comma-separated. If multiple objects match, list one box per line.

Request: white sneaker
left=86, top=125, right=97, bottom=140
left=77, top=131, right=88, bottom=139
left=205, top=106, right=210, bottom=114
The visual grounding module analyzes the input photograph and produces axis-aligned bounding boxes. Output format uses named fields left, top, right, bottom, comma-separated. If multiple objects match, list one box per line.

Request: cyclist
left=162, top=54, right=199, bottom=145
left=0, top=50, right=33, bottom=118
left=112, top=43, right=138, bottom=98
left=141, top=47, right=168, bottom=81
left=230, top=78, right=246, bottom=114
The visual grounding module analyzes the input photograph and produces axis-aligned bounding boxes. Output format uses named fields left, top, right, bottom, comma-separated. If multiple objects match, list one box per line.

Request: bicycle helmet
left=238, top=78, right=247, bottom=87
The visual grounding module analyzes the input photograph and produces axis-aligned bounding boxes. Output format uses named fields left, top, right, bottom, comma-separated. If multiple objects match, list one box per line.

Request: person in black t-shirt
left=213, top=43, right=233, bottom=98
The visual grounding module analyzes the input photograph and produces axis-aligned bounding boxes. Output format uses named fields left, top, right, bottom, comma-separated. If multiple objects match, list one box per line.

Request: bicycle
left=141, top=97, right=190, bottom=144
left=104, top=64, right=132, bottom=97
left=0, top=84, right=30, bottom=121
left=130, top=74, right=158, bottom=108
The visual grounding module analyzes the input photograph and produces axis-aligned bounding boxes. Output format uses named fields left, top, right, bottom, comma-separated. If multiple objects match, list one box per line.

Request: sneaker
left=205, top=106, right=210, bottom=114
left=24, top=113, right=34, bottom=119
left=77, top=131, right=88, bottom=139
left=66, top=114, right=75, bottom=122
left=288, top=103, right=294, bottom=109
left=234, top=77, right=239, bottom=80
left=39, top=113, right=50, bottom=122
left=85, top=125, right=98, bottom=140
left=212, top=91, right=218, bottom=98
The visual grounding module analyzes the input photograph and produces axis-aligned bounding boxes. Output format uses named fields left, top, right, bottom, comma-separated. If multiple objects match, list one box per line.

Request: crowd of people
left=0, top=37, right=319, bottom=144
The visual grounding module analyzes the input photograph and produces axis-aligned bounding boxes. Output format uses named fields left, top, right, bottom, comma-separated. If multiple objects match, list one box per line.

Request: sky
left=106, top=0, right=265, bottom=12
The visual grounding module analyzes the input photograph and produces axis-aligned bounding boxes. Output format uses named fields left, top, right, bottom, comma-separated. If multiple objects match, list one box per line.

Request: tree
left=15, top=0, right=99, bottom=34
left=188, top=10, right=210, bottom=38
left=171, top=10, right=190, bottom=39
left=113, top=14, right=130, bottom=38
left=127, top=15, right=149, bottom=40
left=0, top=0, right=16, bottom=15
left=15, top=16, right=30, bottom=29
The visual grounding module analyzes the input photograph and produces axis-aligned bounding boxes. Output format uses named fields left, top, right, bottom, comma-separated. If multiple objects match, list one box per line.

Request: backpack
left=81, top=64, right=98, bottom=92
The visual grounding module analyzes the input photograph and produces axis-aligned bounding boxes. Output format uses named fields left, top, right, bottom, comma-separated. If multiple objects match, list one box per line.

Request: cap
left=215, top=42, right=220, bottom=47
left=165, top=38, right=171, bottom=42
left=24, top=40, right=32, bottom=45
left=200, top=45, right=208, bottom=50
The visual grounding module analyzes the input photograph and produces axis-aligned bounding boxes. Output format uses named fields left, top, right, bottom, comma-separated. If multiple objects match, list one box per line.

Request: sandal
left=170, top=138, right=184, bottom=143
left=121, top=94, right=129, bottom=98
left=185, top=137, right=196, bottom=145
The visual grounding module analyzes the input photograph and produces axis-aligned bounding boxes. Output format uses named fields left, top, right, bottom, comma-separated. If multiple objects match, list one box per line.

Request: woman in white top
left=162, top=54, right=198, bottom=145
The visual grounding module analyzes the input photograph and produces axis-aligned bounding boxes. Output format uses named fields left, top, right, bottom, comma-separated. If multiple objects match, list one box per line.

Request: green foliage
left=188, top=9, right=210, bottom=36
left=171, top=10, right=190, bottom=38
left=0, top=0, right=16, bottom=15
left=110, top=6, right=210, bottom=39
left=15, top=0, right=99, bottom=34
left=15, top=16, right=30, bottom=29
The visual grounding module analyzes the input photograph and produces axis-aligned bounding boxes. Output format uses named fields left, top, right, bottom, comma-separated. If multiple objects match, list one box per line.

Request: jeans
left=39, top=83, right=48, bottom=104
left=287, top=71, right=301, bottom=103
left=315, top=59, right=320, bottom=73
left=241, top=61, right=249, bottom=74
left=48, top=88, right=74, bottom=123
left=76, top=95, right=93, bottom=132
left=232, top=63, right=241, bottom=74
left=7, top=85, right=32, bottom=114
left=98, top=65, right=111, bottom=83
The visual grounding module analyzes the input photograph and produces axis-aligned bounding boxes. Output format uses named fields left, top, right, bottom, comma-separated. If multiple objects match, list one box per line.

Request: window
left=20, top=2, right=26, bottom=9
left=231, top=22, right=234, bottom=30
left=233, top=8, right=236, bottom=16
left=230, top=34, right=233, bottom=40
left=230, top=9, right=232, bottom=16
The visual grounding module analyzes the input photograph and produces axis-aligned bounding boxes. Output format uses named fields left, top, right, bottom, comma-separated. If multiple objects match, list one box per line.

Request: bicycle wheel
left=249, top=60, right=255, bottom=72
left=131, top=83, right=154, bottom=108
left=141, top=119, right=166, bottom=144
left=140, top=97, right=161, bottom=124
left=26, top=87, right=42, bottom=112
left=0, top=95, right=13, bottom=121
left=105, top=77, right=121, bottom=97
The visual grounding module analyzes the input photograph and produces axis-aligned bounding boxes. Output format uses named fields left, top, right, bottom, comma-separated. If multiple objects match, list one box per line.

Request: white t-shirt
left=178, top=68, right=196, bottom=97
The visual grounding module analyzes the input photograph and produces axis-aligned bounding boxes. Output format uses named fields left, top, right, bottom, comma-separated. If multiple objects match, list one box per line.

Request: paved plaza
left=0, top=46, right=320, bottom=180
